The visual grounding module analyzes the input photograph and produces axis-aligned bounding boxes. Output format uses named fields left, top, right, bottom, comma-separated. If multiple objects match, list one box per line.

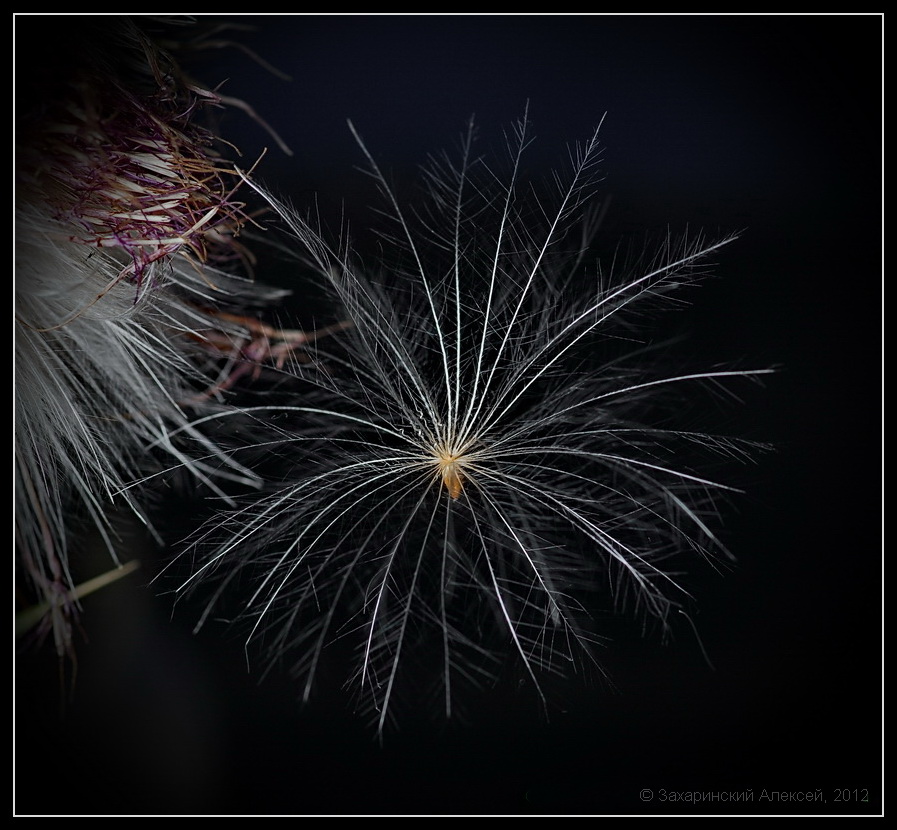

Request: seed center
left=436, top=449, right=466, bottom=500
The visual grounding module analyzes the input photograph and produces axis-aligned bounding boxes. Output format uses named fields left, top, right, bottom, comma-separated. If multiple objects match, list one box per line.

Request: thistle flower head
left=17, top=18, right=253, bottom=294
left=177, top=113, right=772, bottom=734
left=14, top=16, right=285, bottom=660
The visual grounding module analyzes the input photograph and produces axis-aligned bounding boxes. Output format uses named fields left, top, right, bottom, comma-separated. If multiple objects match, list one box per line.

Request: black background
left=14, top=13, right=882, bottom=816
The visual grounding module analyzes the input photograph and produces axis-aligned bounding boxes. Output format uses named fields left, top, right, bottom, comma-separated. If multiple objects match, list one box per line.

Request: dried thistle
left=14, top=16, right=290, bottom=665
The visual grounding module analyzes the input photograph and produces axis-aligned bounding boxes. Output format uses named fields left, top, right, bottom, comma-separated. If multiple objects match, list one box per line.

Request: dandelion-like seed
left=180, top=112, right=771, bottom=734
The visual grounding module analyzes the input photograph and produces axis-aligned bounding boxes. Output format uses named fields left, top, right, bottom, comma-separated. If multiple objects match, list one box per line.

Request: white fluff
left=14, top=199, right=272, bottom=656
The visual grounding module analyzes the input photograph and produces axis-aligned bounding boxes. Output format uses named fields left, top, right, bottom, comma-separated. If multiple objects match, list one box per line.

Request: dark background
left=15, top=14, right=882, bottom=816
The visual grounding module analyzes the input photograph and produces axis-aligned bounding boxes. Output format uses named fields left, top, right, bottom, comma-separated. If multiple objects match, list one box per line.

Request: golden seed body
left=437, top=450, right=465, bottom=500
